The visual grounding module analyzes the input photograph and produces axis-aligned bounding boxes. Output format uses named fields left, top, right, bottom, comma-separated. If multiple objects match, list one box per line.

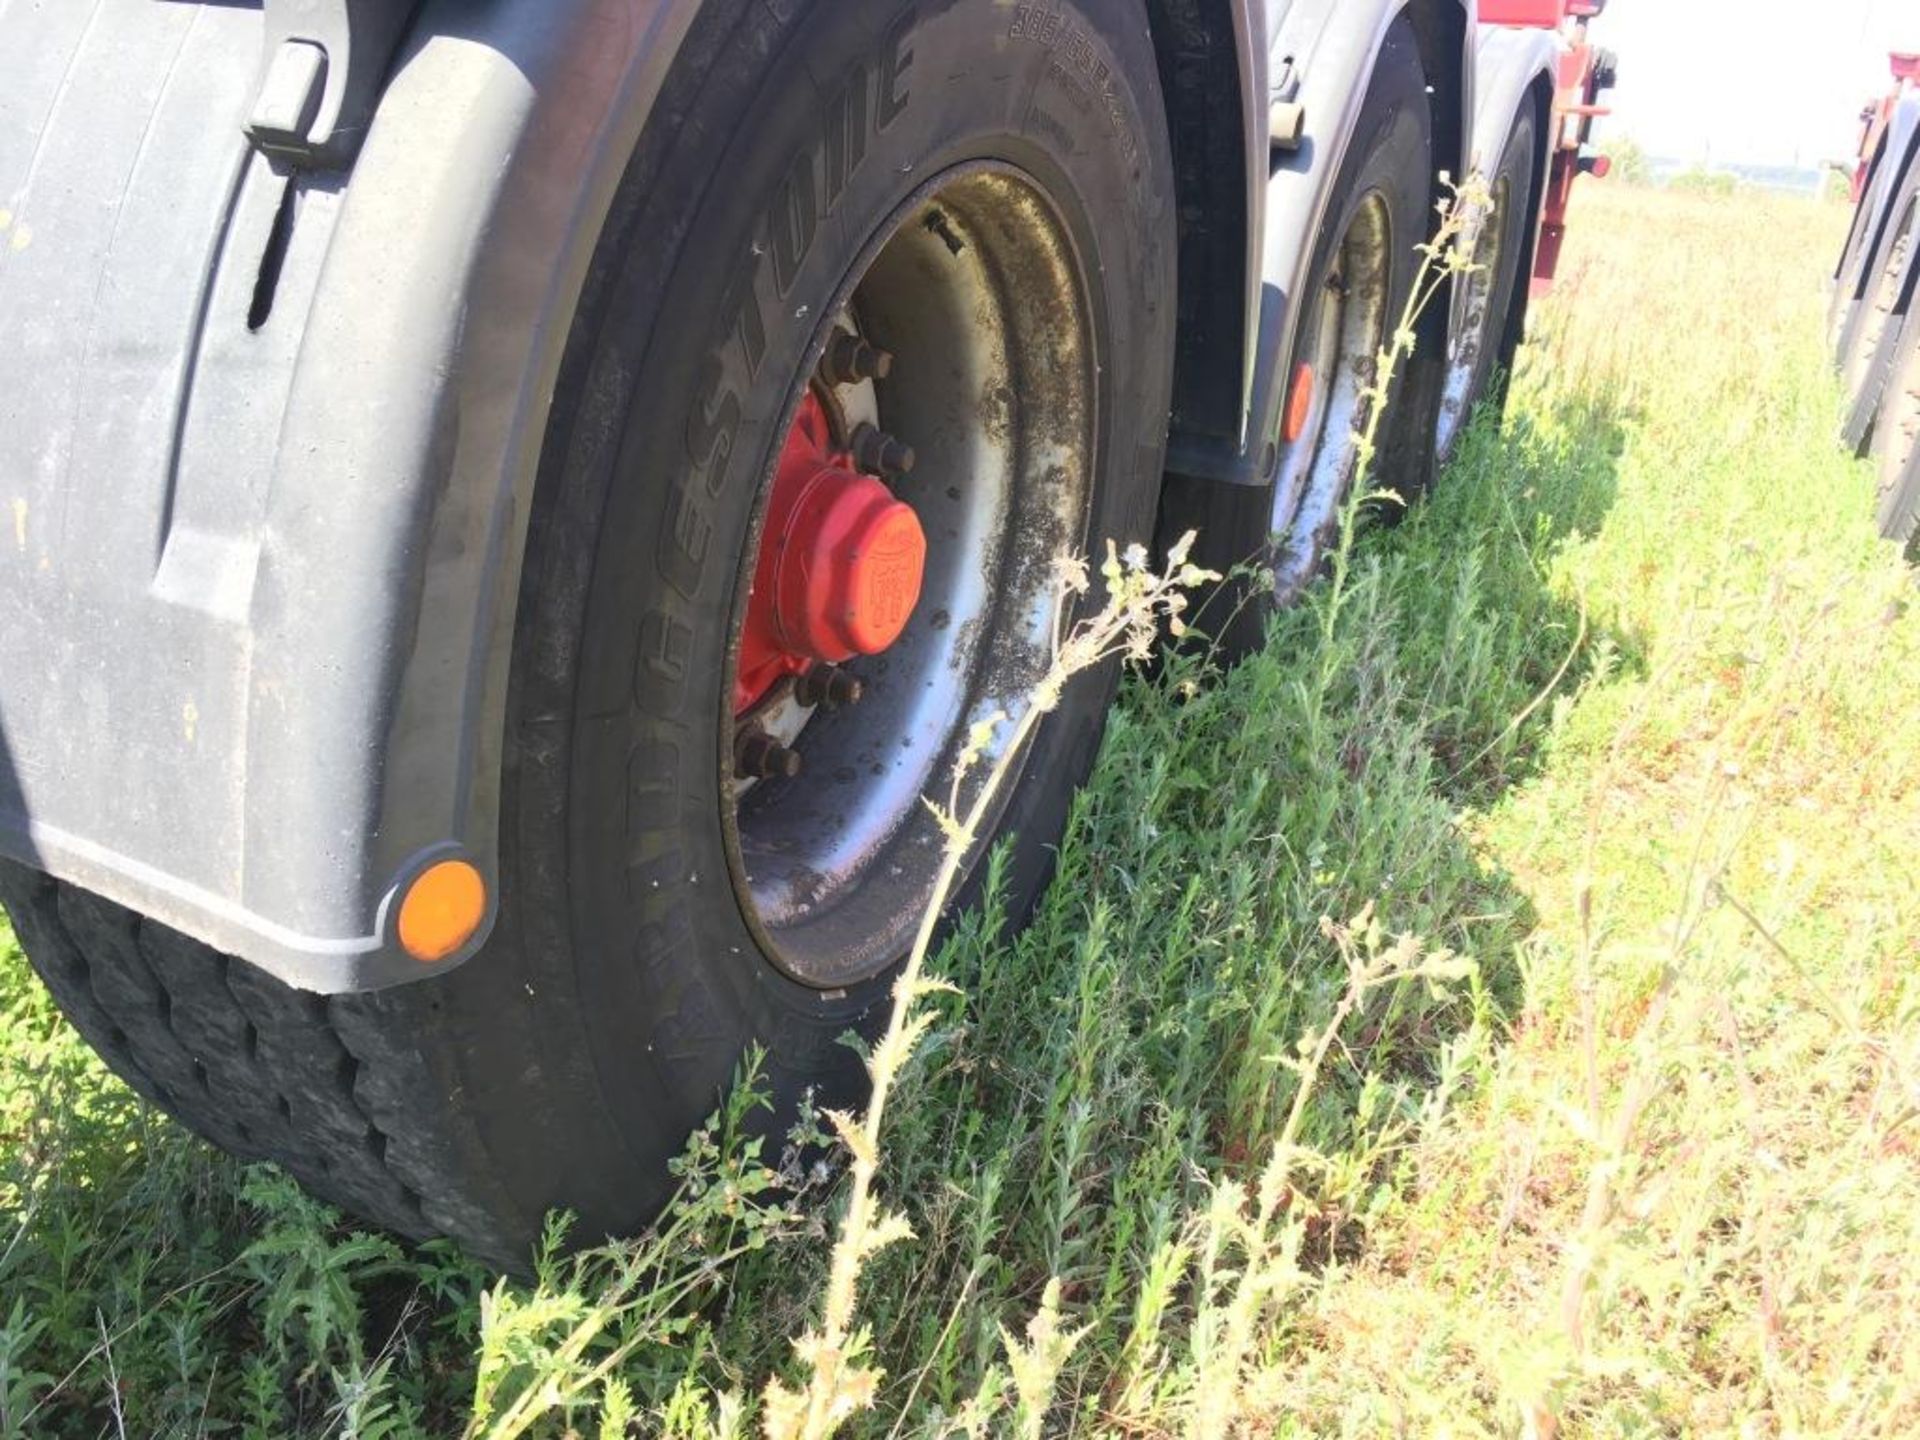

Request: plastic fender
left=292, top=0, right=1274, bottom=992
left=244, top=0, right=711, bottom=990
left=1458, top=26, right=1556, bottom=340
left=0, top=1, right=705, bottom=993
left=1468, top=26, right=1556, bottom=183
left=1265, top=0, right=1473, bottom=326
left=1232, top=0, right=1273, bottom=427
left=1, top=4, right=273, bottom=976
left=1232, top=0, right=1471, bottom=477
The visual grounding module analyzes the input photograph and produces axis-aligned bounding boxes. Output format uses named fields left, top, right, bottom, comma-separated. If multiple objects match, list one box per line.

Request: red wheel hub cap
left=734, top=393, right=927, bottom=715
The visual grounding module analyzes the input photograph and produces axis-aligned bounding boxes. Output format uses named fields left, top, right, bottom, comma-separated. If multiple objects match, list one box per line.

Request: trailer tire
left=1831, top=134, right=1904, bottom=360
left=1156, top=17, right=1436, bottom=660
left=0, top=860, right=492, bottom=1244
left=1873, top=295, right=1920, bottom=557
left=1839, top=185, right=1918, bottom=453
left=1831, top=172, right=1882, bottom=359
left=1436, top=102, right=1538, bottom=467
left=3, top=0, right=1176, bottom=1269
left=1881, top=446, right=1920, bottom=557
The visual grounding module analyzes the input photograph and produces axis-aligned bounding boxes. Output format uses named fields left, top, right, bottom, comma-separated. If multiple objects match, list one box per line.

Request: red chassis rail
left=1480, top=0, right=1617, bottom=294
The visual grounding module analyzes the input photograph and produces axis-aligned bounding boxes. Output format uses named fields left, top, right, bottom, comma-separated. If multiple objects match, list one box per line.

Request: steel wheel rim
left=1270, top=194, right=1393, bottom=597
left=721, top=162, right=1097, bottom=990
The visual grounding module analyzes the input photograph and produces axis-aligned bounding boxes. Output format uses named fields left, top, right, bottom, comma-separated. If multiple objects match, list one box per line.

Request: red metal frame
left=1478, top=0, right=1585, bottom=27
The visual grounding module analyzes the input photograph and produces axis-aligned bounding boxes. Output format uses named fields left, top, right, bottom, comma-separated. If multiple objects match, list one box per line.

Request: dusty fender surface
left=1467, top=25, right=1555, bottom=183
left=0, top=0, right=701, bottom=991
left=1176, top=0, right=1472, bottom=489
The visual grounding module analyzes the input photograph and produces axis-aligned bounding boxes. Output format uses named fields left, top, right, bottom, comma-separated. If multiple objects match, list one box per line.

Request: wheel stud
left=850, top=423, right=915, bottom=478
left=734, top=727, right=802, bottom=781
left=820, top=333, right=895, bottom=386
left=795, top=665, right=864, bottom=710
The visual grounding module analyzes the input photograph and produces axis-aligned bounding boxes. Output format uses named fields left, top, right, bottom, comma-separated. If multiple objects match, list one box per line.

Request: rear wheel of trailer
left=1156, top=16, right=1443, bottom=661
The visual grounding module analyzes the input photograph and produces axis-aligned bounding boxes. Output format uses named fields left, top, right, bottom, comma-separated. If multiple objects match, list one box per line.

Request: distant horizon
left=1594, top=0, right=1918, bottom=170
left=1633, top=152, right=1836, bottom=197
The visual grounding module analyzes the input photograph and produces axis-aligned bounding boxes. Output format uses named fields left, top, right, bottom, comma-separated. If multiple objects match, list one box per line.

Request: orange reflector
left=397, top=860, right=488, bottom=963
left=1284, top=361, right=1316, bottom=444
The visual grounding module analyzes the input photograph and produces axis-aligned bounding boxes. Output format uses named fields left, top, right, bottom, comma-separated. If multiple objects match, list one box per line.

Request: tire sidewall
left=491, top=0, right=1175, bottom=1227
left=1296, top=28, right=1435, bottom=536
left=1440, top=102, right=1536, bottom=465
left=1846, top=166, right=1920, bottom=451
left=1157, top=18, right=1434, bottom=660
left=1874, top=312, right=1920, bottom=547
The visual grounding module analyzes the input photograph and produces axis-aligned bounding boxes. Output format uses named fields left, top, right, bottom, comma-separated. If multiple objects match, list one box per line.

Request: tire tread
left=0, top=860, right=487, bottom=1249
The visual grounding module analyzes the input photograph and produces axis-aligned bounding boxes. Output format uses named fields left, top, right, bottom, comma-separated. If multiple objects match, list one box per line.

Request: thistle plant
left=760, top=537, right=1218, bottom=1440
left=1321, top=175, right=1491, bottom=655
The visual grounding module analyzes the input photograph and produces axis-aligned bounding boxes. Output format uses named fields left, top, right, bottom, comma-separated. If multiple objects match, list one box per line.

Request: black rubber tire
left=1839, top=179, right=1918, bottom=455
left=1155, top=17, right=1438, bottom=661
left=0, top=0, right=1176, bottom=1270
left=1827, top=132, right=1904, bottom=362
left=1435, top=101, right=1538, bottom=469
left=1873, top=302, right=1920, bottom=557
left=1880, top=443, right=1920, bottom=559
left=1832, top=140, right=1895, bottom=361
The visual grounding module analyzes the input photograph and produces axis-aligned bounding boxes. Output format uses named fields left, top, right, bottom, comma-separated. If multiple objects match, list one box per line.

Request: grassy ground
left=4, top=184, right=1917, bottom=1438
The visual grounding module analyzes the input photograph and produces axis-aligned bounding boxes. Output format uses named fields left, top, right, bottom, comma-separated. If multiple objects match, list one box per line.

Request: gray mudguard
left=1262, top=0, right=1466, bottom=323
left=0, top=0, right=703, bottom=991
left=1454, top=25, right=1558, bottom=334
left=1231, top=2, right=1274, bottom=425
left=1172, top=0, right=1473, bottom=486
left=1468, top=25, right=1556, bottom=181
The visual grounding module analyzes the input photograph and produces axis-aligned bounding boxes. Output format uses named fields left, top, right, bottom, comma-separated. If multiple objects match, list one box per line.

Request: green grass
left=4, top=184, right=1918, bottom=1437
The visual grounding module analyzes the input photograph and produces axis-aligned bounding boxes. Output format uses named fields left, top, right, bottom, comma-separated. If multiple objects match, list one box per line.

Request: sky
left=1593, top=0, right=1920, bottom=170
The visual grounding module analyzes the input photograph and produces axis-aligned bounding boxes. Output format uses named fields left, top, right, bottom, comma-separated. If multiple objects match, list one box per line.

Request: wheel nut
left=795, top=666, right=865, bottom=709
left=850, top=423, right=915, bottom=478
left=735, top=727, right=802, bottom=781
left=820, top=333, right=895, bottom=385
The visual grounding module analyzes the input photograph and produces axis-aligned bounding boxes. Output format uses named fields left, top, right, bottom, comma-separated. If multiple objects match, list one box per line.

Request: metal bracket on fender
left=248, top=0, right=420, bottom=168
